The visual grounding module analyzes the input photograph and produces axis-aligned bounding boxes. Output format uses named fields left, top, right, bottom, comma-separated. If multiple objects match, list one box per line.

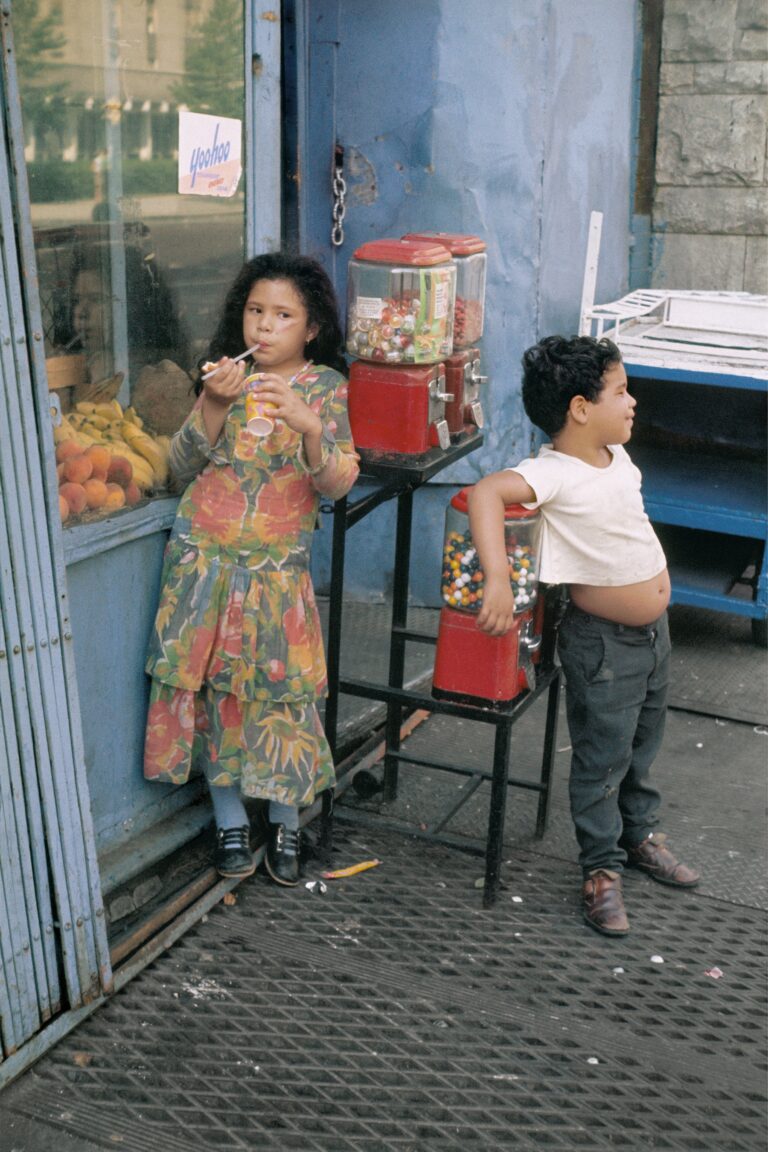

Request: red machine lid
left=402, top=232, right=486, bottom=256
left=451, top=486, right=537, bottom=519
left=352, top=238, right=453, bottom=266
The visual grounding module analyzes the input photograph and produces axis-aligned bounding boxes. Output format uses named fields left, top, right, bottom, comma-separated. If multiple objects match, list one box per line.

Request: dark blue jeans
left=556, top=604, right=671, bottom=876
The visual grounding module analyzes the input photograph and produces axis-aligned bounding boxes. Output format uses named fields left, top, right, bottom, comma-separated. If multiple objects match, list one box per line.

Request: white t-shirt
left=510, top=443, right=666, bottom=586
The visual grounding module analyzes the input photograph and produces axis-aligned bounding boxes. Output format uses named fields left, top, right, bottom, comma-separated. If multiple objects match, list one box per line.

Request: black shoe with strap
left=214, top=825, right=255, bottom=878
left=265, top=823, right=301, bottom=887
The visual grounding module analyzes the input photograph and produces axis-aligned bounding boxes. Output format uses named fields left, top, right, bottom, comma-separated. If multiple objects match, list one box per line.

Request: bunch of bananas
left=54, top=400, right=170, bottom=491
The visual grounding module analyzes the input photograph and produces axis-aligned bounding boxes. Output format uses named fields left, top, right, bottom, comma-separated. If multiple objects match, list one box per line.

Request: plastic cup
left=244, top=374, right=276, bottom=436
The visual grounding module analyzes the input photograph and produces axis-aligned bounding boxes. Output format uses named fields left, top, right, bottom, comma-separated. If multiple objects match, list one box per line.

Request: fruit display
left=53, top=399, right=171, bottom=524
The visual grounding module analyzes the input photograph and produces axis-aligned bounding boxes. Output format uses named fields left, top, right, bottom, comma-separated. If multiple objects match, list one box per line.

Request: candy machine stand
left=320, top=433, right=563, bottom=907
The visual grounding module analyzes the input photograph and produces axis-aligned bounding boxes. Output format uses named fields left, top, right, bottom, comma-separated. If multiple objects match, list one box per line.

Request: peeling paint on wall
left=347, top=146, right=377, bottom=205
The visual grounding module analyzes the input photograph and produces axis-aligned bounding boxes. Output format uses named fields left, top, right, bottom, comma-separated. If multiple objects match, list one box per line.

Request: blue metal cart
left=582, top=287, right=768, bottom=647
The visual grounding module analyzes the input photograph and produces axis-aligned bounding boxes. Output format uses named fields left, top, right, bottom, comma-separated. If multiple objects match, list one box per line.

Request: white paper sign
left=178, top=110, right=242, bottom=197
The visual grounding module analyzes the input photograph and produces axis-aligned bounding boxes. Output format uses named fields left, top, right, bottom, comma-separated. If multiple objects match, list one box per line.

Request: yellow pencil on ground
left=321, top=859, right=381, bottom=880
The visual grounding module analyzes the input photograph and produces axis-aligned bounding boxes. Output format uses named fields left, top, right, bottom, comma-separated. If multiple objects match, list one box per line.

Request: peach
left=63, top=454, right=93, bottom=484
left=56, top=440, right=84, bottom=464
left=105, top=483, right=126, bottom=509
left=124, top=481, right=142, bottom=506
left=107, top=455, right=133, bottom=488
left=58, top=492, right=69, bottom=522
left=59, top=482, right=87, bottom=515
left=56, top=462, right=67, bottom=482
left=82, top=478, right=108, bottom=509
left=85, top=444, right=111, bottom=481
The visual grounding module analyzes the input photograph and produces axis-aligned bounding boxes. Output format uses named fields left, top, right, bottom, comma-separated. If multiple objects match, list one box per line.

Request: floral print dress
left=143, top=364, right=359, bottom=806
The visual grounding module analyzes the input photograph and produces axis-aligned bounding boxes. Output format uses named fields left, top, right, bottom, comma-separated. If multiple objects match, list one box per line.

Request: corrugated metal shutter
left=0, top=12, right=112, bottom=1062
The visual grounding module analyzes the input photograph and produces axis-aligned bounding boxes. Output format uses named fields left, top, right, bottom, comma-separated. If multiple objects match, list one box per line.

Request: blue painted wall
left=307, top=0, right=638, bottom=605
left=65, top=530, right=204, bottom=860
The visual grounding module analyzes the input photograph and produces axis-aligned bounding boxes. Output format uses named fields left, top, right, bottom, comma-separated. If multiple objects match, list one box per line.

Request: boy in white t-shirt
left=468, top=335, right=699, bottom=936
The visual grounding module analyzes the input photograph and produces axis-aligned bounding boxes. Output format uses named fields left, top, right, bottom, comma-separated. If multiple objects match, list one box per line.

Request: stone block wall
left=652, top=0, right=767, bottom=292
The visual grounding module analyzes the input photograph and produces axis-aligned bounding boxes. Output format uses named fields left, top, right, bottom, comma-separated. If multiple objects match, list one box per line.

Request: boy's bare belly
left=569, top=568, right=671, bottom=627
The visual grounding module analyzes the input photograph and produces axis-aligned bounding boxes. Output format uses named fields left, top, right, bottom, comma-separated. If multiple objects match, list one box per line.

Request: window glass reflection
left=15, top=0, right=246, bottom=521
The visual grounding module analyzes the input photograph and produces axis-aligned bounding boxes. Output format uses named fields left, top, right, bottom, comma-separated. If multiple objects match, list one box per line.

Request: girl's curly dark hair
left=195, top=253, right=347, bottom=392
left=521, top=334, right=622, bottom=436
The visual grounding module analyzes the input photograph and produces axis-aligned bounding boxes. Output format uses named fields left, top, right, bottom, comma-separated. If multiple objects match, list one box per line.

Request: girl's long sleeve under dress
left=143, top=364, right=359, bottom=807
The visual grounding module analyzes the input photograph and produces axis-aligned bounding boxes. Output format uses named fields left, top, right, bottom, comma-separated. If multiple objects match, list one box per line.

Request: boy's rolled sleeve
left=509, top=455, right=562, bottom=509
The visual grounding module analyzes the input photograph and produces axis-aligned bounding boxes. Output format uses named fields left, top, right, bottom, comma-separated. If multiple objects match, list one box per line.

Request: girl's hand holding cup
left=246, top=372, right=322, bottom=439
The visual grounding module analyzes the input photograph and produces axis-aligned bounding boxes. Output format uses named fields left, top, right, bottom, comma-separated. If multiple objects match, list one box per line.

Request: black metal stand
left=321, top=432, right=562, bottom=906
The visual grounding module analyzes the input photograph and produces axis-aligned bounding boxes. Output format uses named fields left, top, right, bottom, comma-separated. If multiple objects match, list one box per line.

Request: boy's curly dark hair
left=196, top=252, right=347, bottom=392
left=521, top=335, right=622, bottom=437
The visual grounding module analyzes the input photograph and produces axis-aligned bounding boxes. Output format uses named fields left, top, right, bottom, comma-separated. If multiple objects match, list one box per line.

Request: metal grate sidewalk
left=4, top=822, right=766, bottom=1152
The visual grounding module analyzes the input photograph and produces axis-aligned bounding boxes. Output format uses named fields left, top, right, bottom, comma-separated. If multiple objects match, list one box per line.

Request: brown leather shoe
left=625, top=833, right=700, bottom=888
left=582, top=869, right=630, bottom=936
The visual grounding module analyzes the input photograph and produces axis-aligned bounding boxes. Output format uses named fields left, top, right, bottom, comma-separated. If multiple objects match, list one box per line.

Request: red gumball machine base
left=432, top=604, right=540, bottom=707
left=348, top=360, right=451, bottom=459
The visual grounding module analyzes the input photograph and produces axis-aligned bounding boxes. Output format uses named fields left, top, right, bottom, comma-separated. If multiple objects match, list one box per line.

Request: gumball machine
left=348, top=360, right=453, bottom=456
left=442, top=348, right=486, bottom=439
left=401, top=232, right=486, bottom=346
left=402, top=232, right=487, bottom=438
left=346, top=239, right=456, bottom=461
left=432, top=487, right=542, bottom=705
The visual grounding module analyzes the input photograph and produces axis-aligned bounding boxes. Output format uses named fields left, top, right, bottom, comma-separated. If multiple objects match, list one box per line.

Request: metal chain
left=331, top=143, right=346, bottom=247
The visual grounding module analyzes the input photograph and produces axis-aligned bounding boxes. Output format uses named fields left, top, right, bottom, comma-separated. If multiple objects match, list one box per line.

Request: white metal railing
left=579, top=212, right=768, bottom=374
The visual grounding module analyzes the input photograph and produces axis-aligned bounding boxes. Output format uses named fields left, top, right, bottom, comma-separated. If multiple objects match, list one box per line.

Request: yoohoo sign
left=178, top=110, right=243, bottom=197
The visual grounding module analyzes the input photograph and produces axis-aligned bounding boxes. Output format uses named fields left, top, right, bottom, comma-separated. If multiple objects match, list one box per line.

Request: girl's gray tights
left=209, top=784, right=299, bottom=831
left=268, top=800, right=300, bottom=830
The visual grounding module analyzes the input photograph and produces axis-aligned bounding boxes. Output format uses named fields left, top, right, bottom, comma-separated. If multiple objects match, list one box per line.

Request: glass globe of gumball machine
left=402, top=232, right=487, bottom=440
left=346, top=239, right=456, bottom=461
left=432, top=487, right=543, bottom=705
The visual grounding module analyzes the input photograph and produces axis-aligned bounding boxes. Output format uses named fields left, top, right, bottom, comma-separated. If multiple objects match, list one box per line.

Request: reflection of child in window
left=71, top=262, right=112, bottom=387
left=67, top=244, right=188, bottom=402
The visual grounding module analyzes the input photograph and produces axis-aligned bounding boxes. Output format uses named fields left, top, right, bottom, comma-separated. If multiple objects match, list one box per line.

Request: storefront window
left=15, top=0, right=246, bottom=521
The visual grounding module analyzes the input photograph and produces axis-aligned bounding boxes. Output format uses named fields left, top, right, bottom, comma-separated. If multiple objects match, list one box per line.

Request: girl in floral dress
left=143, top=254, right=359, bottom=885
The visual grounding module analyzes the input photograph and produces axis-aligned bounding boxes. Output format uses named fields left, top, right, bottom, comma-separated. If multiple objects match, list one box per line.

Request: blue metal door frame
left=0, top=7, right=112, bottom=1082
